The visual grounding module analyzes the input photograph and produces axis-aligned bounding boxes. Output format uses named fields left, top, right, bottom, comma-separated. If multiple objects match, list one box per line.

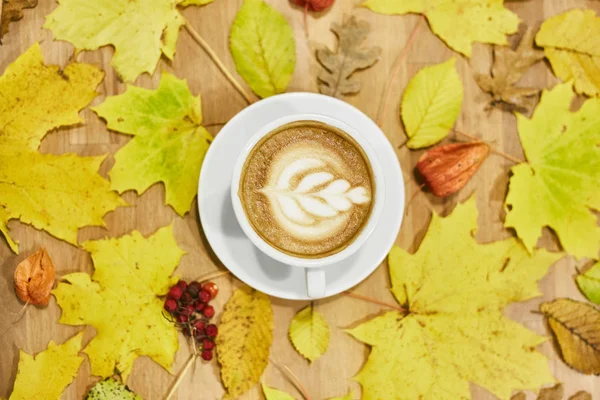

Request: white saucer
left=198, top=93, right=404, bottom=300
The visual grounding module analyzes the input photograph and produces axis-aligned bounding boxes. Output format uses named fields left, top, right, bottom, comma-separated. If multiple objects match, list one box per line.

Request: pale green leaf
left=86, top=378, right=142, bottom=400
left=262, top=383, right=297, bottom=400
left=401, top=58, right=463, bottom=149
left=289, top=305, right=330, bottom=362
left=326, top=391, right=354, bottom=400
left=576, top=262, right=600, bottom=304
left=230, top=0, right=296, bottom=98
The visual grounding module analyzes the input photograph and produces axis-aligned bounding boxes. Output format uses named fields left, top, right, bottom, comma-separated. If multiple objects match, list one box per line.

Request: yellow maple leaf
left=401, top=58, right=463, bottom=149
left=504, top=82, right=600, bottom=259
left=93, top=72, right=212, bottom=216
left=44, top=0, right=213, bottom=82
left=347, top=197, right=559, bottom=400
left=216, top=286, right=274, bottom=398
left=0, top=43, right=125, bottom=254
left=9, top=332, right=84, bottom=400
left=53, top=225, right=184, bottom=380
left=536, top=9, right=600, bottom=97
left=362, top=0, right=519, bottom=57
left=289, top=304, right=330, bottom=362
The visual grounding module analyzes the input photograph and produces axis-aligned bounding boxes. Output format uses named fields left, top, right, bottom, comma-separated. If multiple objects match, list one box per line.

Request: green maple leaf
left=93, top=72, right=212, bottom=216
left=505, top=82, right=600, bottom=259
left=347, top=197, right=559, bottom=400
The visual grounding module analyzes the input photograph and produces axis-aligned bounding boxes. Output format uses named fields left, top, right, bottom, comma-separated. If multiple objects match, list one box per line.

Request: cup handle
left=306, top=269, right=326, bottom=298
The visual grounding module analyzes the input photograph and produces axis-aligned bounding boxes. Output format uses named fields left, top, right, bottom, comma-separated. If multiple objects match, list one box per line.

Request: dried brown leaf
left=511, top=384, right=592, bottom=400
left=569, top=392, right=592, bottom=400
left=0, top=0, right=37, bottom=41
left=316, top=16, right=381, bottom=98
left=474, top=26, right=545, bottom=110
left=13, top=248, right=55, bottom=305
left=416, top=142, right=490, bottom=198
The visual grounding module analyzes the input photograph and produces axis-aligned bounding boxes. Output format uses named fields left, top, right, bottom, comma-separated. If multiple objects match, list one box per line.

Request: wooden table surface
left=1, top=0, right=599, bottom=399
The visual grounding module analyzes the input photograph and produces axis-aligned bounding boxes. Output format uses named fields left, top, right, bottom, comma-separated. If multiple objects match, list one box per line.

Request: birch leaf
left=401, top=58, right=463, bottom=149
left=504, top=82, right=600, bottom=259
left=262, top=383, right=297, bottom=400
left=289, top=305, right=330, bottom=362
left=230, top=0, right=295, bottom=98
left=93, top=72, right=212, bottom=216
left=347, top=197, right=559, bottom=400
left=576, top=262, right=600, bottom=304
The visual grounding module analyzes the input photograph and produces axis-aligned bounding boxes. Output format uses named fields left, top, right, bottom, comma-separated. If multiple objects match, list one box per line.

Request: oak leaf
left=401, top=58, right=463, bottom=148
left=216, top=286, right=274, bottom=397
left=417, top=142, right=490, bottom=197
left=576, top=262, right=600, bottom=304
left=93, top=72, right=212, bottom=216
left=511, top=383, right=592, bottom=400
left=13, top=248, right=55, bottom=305
left=86, top=377, right=142, bottom=400
left=53, top=225, right=184, bottom=380
left=317, top=17, right=381, bottom=98
left=44, top=0, right=213, bottom=82
left=346, top=197, right=559, bottom=400
left=0, top=43, right=125, bottom=254
left=0, top=0, right=36, bottom=41
left=536, top=9, right=600, bottom=97
left=9, top=332, right=84, bottom=400
left=504, top=82, right=600, bottom=259
left=475, top=27, right=545, bottom=110
left=540, top=298, right=600, bottom=375
left=362, top=0, right=519, bottom=57
left=230, top=0, right=296, bottom=98
left=289, top=304, right=330, bottom=362
left=262, top=383, right=296, bottom=400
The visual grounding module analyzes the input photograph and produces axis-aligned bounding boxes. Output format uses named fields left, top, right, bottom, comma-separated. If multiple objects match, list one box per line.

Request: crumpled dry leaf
left=511, top=383, right=592, bottom=400
left=540, top=298, right=600, bottom=374
left=417, top=142, right=490, bottom=197
left=475, top=27, right=545, bottom=110
left=0, top=0, right=37, bottom=41
left=317, top=16, right=381, bottom=98
left=13, top=248, right=55, bottom=306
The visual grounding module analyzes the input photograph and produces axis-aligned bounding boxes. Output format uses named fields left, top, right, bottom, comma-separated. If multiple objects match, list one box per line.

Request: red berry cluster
left=163, top=280, right=219, bottom=361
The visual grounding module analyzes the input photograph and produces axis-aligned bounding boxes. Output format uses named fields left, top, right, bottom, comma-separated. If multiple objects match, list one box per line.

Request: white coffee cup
left=231, top=113, right=385, bottom=298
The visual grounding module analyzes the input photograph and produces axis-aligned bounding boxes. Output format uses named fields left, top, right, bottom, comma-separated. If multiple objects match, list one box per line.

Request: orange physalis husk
left=417, top=142, right=490, bottom=198
left=14, top=248, right=56, bottom=305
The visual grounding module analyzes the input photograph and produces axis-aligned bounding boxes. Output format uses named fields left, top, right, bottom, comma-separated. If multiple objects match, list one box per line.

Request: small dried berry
left=203, top=339, right=215, bottom=350
left=202, top=282, right=219, bottom=299
left=199, top=290, right=211, bottom=303
left=187, top=281, right=202, bottom=297
left=201, top=349, right=213, bottom=361
left=176, top=280, right=188, bottom=291
left=193, top=320, right=206, bottom=333
left=206, top=324, right=218, bottom=338
left=167, top=285, right=183, bottom=300
left=164, top=298, right=177, bottom=313
left=176, top=314, right=188, bottom=323
left=193, top=300, right=205, bottom=312
left=203, top=305, right=215, bottom=319
left=181, top=291, right=193, bottom=305
left=181, top=304, right=194, bottom=316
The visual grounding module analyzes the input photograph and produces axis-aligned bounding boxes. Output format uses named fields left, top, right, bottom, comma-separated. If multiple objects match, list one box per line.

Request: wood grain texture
left=1, top=0, right=599, bottom=399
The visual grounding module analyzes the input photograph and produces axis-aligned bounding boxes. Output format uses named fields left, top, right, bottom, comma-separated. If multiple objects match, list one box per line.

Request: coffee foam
left=239, top=121, right=374, bottom=258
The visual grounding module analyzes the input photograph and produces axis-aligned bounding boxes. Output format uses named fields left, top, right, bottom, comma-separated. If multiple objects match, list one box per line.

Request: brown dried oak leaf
left=540, top=298, right=600, bottom=375
left=14, top=248, right=55, bottom=305
left=416, top=142, right=490, bottom=198
left=317, top=16, right=381, bottom=98
left=475, top=27, right=544, bottom=110
left=0, top=0, right=37, bottom=41
left=511, top=383, right=591, bottom=400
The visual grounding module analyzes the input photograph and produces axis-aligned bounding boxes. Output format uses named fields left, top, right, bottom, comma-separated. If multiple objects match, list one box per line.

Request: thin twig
left=164, top=354, right=197, bottom=400
left=269, top=358, right=312, bottom=400
left=342, top=291, right=407, bottom=313
left=405, top=183, right=425, bottom=215
left=375, top=16, right=424, bottom=127
left=11, top=301, right=29, bottom=324
left=303, top=2, right=309, bottom=38
left=453, top=129, right=525, bottom=164
left=192, top=270, right=231, bottom=283
left=204, top=121, right=227, bottom=128
left=183, top=18, right=255, bottom=105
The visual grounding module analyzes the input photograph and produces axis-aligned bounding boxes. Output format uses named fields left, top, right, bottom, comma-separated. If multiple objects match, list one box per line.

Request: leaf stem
left=375, top=16, right=424, bottom=127
left=342, top=291, right=407, bottom=313
left=453, top=129, right=525, bottom=164
left=183, top=18, right=255, bottom=105
left=164, top=354, right=196, bottom=400
left=192, top=270, right=231, bottom=283
left=269, top=358, right=312, bottom=400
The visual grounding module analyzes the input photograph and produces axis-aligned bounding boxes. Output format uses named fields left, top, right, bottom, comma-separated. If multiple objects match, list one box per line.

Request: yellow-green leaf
left=576, top=262, right=600, bottom=304
left=86, top=378, right=142, bottom=400
left=504, top=82, right=600, bottom=259
left=289, top=305, right=330, bottom=362
left=216, top=286, right=274, bottom=397
left=93, top=72, right=212, bottom=216
left=347, top=197, right=559, bottom=400
left=327, top=392, right=354, bottom=400
left=536, top=9, right=600, bottom=97
left=362, top=0, right=519, bottom=57
left=230, top=0, right=295, bottom=98
left=401, top=58, right=463, bottom=149
left=9, top=332, right=84, bottom=400
left=262, top=383, right=297, bottom=400
left=53, top=225, right=184, bottom=381
left=0, top=43, right=125, bottom=254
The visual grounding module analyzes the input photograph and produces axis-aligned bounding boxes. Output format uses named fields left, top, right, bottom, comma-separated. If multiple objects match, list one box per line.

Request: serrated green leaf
left=401, top=58, right=463, bottom=149
left=86, top=378, right=142, bottom=400
left=230, top=0, right=295, bottom=98
left=262, top=383, right=296, bottom=400
left=576, top=262, right=600, bottom=304
left=289, top=305, right=330, bottom=362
